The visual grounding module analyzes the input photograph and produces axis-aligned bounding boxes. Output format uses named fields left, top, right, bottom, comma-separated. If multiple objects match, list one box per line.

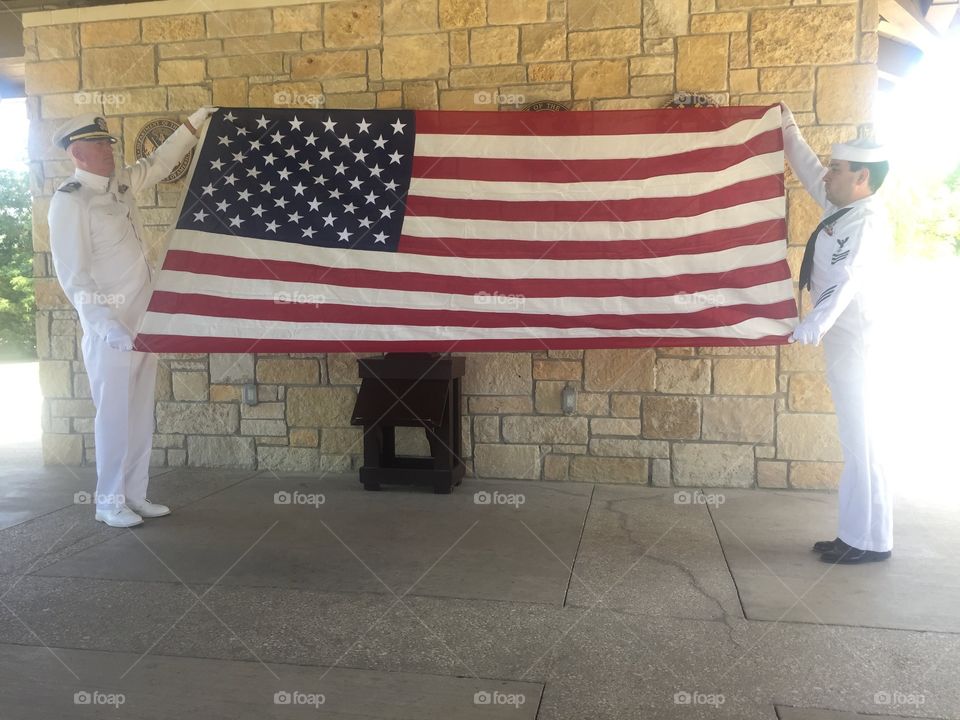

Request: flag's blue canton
left=177, top=108, right=416, bottom=253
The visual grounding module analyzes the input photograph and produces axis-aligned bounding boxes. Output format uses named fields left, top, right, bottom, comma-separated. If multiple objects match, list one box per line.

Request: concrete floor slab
left=0, top=643, right=542, bottom=719
left=33, top=475, right=592, bottom=605
left=566, top=484, right=742, bottom=620
left=712, top=489, right=960, bottom=632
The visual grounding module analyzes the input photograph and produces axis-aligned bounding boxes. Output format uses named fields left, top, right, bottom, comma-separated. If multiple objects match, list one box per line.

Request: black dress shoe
left=819, top=544, right=892, bottom=564
left=813, top=537, right=842, bottom=553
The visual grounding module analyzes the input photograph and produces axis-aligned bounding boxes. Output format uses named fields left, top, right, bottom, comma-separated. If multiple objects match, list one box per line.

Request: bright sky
left=0, top=97, right=29, bottom=173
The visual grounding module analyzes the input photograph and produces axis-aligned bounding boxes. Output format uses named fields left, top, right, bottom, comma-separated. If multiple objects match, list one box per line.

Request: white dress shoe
left=95, top=506, right=143, bottom=528
left=126, top=500, right=171, bottom=518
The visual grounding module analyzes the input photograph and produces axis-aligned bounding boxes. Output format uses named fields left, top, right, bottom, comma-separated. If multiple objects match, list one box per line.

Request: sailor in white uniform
left=781, top=105, right=893, bottom=564
left=48, top=108, right=216, bottom=527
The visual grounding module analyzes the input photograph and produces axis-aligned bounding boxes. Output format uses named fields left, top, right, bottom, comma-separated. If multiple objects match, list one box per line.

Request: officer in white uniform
left=781, top=105, right=893, bottom=564
left=48, top=107, right=216, bottom=527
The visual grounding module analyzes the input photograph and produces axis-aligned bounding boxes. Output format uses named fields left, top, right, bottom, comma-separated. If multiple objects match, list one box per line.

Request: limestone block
left=403, top=81, right=439, bottom=108
left=210, top=353, right=254, bottom=383
left=384, top=0, right=439, bottom=33
left=569, top=0, right=642, bottom=29
left=273, top=4, right=324, bottom=33
left=382, top=34, right=449, bottom=79
left=158, top=60, right=205, bottom=86
left=488, top=0, right=548, bottom=24
left=159, top=40, right=223, bottom=59
left=861, top=32, right=878, bottom=64
left=816, top=65, right=877, bottom=124
left=672, top=442, right=755, bottom=487
left=643, top=396, right=700, bottom=440
left=256, top=358, right=320, bottom=385
left=543, top=454, right=569, bottom=481
left=171, top=371, right=209, bottom=401
left=153, top=434, right=185, bottom=449
left=471, top=26, right=519, bottom=65
left=630, top=75, right=674, bottom=97
left=42, top=433, right=83, bottom=466
left=24, top=60, right=79, bottom=95
left=290, top=428, right=319, bottom=447
left=729, top=31, right=749, bottom=69
left=38, top=361, right=72, bottom=398
left=242, top=419, right=287, bottom=436
left=501, top=82, right=570, bottom=103
left=206, top=9, right=272, bottom=37
left=569, top=29, right=641, bottom=59
left=630, top=56, right=674, bottom=76
left=440, top=0, right=486, bottom=28
left=320, top=427, right=364, bottom=455
left=474, top=443, right=541, bottom=480
left=702, top=397, right=775, bottom=443
left=450, top=30, right=470, bottom=66
left=584, top=349, right=655, bottom=391
left=223, top=34, right=302, bottom=55
left=789, top=189, right=822, bottom=246
left=862, top=0, right=879, bottom=31
left=757, top=460, right=788, bottom=488
left=677, top=35, right=729, bottom=92
left=449, top=65, right=526, bottom=87
left=589, top=418, right=642, bottom=437
left=570, top=456, right=648, bottom=483
left=36, top=279, right=71, bottom=311
left=80, top=20, right=139, bottom=47
left=168, top=86, right=211, bottom=110
left=656, top=358, right=711, bottom=394
left=167, top=449, right=186, bottom=467
left=729, top=68, right=758, bottom=94
left=378, top=90, right=403, bottom=107
left=589, top=438, right=669, bottom=458
left=36, top=26, right=77, bottom=60
left=751, top=7, right=857, bottom=66
left=142, top=15, right=205, bottom=43
left=325, top=0, right=382, bottom=46
left=521, top=23, right=566, bottom=62
left=533, top=359, right=581, bottom=381
left=257, top=446, right=321, bottom=472
left=691, top=12, right=747, bottom=33
left=463, top=353, right=531, bottom=395
left=209, top=53, right=285, bottom=78
left=469, top=395, right=534, bottom=414
left=777, top=413, right=842, bottom=461
left=502, top=416, right=588, bottom=444
left=573, top=59, right=629, bottom=99
left=644, top=0, right=689, bottom=37
left=286, top=386, right=357, bottom=427
left=760, top=66, right=815, bottom=92
left=241, top=402, right=285, bottom=420
left=780, top=342, right=825, bottom=372
left=473, top=416, right=500, bottom=443
left=157, top=402, right=238, bottom=435
left=789, top=372, right=834, bottom=413
left=651, top=458, right=672, bottom=486
left=790, top=461, right=842, bottom=489
left=713, top=358, right=776, bottom=395
left=610, top=394, right=641, bottom=417
left=186, top=436, right=256, bottom=468
left=82, top=47, right=155, bottom=88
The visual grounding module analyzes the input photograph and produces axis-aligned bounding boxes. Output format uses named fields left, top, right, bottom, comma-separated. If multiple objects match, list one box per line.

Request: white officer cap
left=52, top=113, right=118, bottom=150
left=831, top=137, right=887, bottom=163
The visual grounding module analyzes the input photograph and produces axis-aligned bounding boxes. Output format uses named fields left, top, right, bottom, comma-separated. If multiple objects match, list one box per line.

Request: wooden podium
left=350, top=353, right=466, bottom=494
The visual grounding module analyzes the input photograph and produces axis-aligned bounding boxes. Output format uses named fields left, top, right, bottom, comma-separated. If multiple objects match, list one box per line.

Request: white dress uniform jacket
left=48, top=125, right=197, bottom=511
left=783, top=122, right=894, bottom=553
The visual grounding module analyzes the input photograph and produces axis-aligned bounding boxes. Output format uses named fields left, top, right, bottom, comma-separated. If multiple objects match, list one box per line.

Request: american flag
left=135, top=105, right=797, bottom=353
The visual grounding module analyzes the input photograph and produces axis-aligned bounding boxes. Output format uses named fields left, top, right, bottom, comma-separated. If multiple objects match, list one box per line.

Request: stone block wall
left=24, top=0, right=877, bottom=488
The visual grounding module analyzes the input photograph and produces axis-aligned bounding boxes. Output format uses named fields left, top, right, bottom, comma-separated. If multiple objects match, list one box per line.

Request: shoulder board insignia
left=57, top=181, right=81, bottom=193
left=118, top=183, right=129, bottom=194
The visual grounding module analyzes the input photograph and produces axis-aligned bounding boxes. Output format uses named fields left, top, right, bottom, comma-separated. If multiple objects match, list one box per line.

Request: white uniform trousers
left=823, top=329, right=892, bottom=552
left=82, top=333, right=158, bottom=511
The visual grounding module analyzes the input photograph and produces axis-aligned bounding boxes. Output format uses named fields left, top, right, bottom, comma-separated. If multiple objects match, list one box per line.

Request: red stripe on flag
left=160, top=250, right=792, bottom=298
left=412, top=106, right=774, bottom=136
left=147, top=291, right=798, bottom=330
left=405, top=176, right=784, bottom=223
left=411, top=129, right=784, bottom=183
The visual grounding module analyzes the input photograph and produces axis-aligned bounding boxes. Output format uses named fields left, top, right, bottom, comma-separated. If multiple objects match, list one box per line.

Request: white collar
left=74, top=168, right=113, bottom=193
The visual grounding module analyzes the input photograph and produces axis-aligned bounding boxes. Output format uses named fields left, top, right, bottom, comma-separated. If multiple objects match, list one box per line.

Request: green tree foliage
left=886, top=161, right=960, bottom=259
left=0, top=169, right=35, bottom=360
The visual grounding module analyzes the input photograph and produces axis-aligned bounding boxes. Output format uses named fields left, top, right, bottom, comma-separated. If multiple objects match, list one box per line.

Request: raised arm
left=781, top=104, right=829, bottom=210
left=125, top=107, right=217, bottom=194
